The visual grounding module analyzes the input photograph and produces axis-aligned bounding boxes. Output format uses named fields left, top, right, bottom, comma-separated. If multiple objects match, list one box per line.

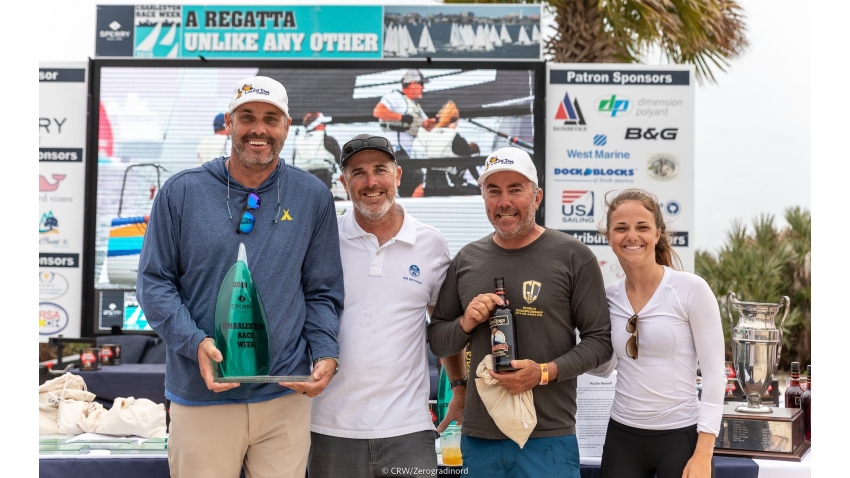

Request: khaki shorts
left=168, top=392, right=311, bottom=478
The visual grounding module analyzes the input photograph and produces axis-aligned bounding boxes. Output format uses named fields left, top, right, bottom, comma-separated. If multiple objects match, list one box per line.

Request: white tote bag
left=38, top=373, right=91, bottom=435
left=95, top=397, right=167, bottom=438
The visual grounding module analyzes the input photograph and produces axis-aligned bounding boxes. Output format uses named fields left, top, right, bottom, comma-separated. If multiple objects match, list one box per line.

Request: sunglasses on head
left=236, top=191, right=261, bottom=234
left=626, top=314, right=639, bottom=359
left=341, top=136, right=394, bottom=162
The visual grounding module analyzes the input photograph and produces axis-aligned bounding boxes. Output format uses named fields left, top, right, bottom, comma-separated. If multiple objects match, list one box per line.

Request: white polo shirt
left=311, top=205, right=451, bottom=439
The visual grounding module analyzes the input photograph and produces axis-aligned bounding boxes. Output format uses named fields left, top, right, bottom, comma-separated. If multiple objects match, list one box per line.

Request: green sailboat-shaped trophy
left=213, top=243, right=314, bottom=383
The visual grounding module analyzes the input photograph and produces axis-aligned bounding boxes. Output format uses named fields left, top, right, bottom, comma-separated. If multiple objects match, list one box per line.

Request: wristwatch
left=314, top=357, right=339, bottom=375
left=450, top=378, right=467, bottom=389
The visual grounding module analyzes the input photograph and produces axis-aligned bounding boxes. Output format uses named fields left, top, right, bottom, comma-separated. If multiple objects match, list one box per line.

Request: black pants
left=599, top=418, right=716, bottom=478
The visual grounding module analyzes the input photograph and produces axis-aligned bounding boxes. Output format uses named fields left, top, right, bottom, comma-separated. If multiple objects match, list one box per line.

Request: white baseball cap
left=477, top=147, right=538, bottom=187
left=228, top=76, right=290, bottom=117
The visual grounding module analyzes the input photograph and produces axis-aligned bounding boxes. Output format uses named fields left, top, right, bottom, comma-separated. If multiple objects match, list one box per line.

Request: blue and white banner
left=545, top=63, right=695, bottom=285
left=95, top=4, right=543, bottom=60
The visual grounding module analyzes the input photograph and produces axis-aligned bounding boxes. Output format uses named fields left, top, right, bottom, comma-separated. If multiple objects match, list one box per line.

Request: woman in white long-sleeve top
left=593, top=189, right=726, bottom=478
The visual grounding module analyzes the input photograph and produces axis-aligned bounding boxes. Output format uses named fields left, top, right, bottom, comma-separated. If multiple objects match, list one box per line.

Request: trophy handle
left=776, top=296, right=791, bottom=358
left=726, top=291, right=737, bottom=363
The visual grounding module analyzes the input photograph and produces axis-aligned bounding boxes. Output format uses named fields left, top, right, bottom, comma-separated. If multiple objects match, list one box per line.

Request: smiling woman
left=600, top=189, right=682, bottom=271
left=591, top=188, right=726, bottom=478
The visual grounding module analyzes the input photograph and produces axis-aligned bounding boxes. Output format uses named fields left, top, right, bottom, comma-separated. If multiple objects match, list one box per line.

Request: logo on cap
left=485, top=155, right=514, bottom=171
left=236, top=84, right=270, bottom=100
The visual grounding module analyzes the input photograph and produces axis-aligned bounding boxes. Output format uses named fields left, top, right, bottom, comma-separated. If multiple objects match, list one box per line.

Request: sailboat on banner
left=516, top=25, right=533, bottom=45
left=532, top=25, right=541, bottom=42
left=159, top=22, right=176, bottom=46
left=384, top=25, right=402, bottom=57
left=403, top=25, right=417, bottom=56
left=500, top=24, right=513, bottom=43
left=488, top=24, right=503, bottom=48
left=136, top=21, right=162, bottom=52
left=418, top=25, right=436, bottom=53
left=449, top=23, right=464, bottom=50
left=473, top=25, right=493, bottom=51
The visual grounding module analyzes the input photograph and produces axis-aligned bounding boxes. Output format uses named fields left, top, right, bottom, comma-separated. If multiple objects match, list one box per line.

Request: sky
left=26, top=0, right=835, bottom=469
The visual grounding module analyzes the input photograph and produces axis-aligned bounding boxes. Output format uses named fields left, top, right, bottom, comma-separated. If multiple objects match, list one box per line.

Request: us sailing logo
left=561, top=190, right=595, bottom=223
left=553, top=92, right=586, bottom=131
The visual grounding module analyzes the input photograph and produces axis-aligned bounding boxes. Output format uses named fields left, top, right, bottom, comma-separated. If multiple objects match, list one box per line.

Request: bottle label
left=490, top=314, right=511, bottom=358
left=490, top=314, right=510, bottom=327
left=795, top=396, right=801, bottom=406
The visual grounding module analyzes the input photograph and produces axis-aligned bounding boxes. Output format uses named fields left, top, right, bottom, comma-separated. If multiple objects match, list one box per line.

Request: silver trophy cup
left=726, top=292, right=790, bottom=413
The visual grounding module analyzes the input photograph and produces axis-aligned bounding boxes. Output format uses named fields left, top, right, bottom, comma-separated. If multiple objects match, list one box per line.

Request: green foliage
left=695, top=208, right=811, bottom=369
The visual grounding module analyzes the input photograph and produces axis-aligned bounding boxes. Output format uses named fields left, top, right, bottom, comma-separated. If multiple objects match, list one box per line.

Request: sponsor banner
left=39, top=69, right=86, bottom=82
left=39, top=148, right=84, bottom=162
left=95, top=4, right=543, bottom=60
left=39, top=62, right=87, bottom=340
left=562, top=230, right=689, bottom=248
left=550, top=69, right=690, bottom=86
left=546, top=63, right=694, bottom=282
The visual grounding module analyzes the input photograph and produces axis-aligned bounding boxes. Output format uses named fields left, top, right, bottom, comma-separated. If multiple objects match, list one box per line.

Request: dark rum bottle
left=801, top=365, right=811, bottom=440
left=784, top=362, right=804, bottom=409
left=490, top=277, right=518, bottom=372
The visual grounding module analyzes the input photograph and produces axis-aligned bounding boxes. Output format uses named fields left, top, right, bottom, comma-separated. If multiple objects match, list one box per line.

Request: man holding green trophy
left=137, top=76, right=344, bottom=478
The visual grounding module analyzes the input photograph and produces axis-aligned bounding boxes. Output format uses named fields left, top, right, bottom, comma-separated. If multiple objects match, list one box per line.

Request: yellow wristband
left=539, top=363, right=549, bottom=386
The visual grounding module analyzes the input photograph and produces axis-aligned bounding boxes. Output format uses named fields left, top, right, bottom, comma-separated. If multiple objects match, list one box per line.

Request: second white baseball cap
left=477, top=147, right=538, bottom=187
left=228, top=76, right=290, bottom=117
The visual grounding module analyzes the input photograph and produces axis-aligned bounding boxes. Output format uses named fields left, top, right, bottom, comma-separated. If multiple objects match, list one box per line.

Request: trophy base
left=214, top=375, right=316, bottom=383
left=714, top=440, right=810, bottom=462
left=714, top=403, right=807, bottom=461
left=735, top=404, right=773, bottom=413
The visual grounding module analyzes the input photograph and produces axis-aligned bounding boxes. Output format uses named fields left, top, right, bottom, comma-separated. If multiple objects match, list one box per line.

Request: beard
left=230, top=125, right=285, bottom=170
left=352, top=187, right=396, bottom=221
left=489, top=204, right=537, bottom=242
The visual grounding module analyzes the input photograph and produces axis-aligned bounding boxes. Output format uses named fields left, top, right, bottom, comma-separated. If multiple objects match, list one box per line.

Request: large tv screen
left=85, top=60, right=542, bottom=334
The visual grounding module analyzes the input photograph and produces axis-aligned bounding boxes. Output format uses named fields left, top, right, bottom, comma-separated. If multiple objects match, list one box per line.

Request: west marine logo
left=409, top=265, right=420, bottom=277
left=522, top=280, right=541, bottom=304
left=554, top=92, right=586, bottom=126
left=280, top=209, right=293, bottom=221
left=236, top=84, right=271, bottom=100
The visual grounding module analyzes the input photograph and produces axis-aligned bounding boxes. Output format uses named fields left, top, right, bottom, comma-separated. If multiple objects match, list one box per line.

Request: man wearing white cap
left=137, top=76, right=344, bottom=478
left=427, top=147, right=613, bottom=477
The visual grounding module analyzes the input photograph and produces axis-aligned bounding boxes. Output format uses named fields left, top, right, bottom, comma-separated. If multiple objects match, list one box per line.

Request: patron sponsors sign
left=95, top=4, right=543, bottom=60
left=39, top=63, right=87, bottom=340
left=546, top=64, right=694, bottom=282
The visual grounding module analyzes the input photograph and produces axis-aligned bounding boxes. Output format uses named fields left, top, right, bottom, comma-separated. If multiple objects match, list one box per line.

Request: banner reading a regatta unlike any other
left=94, top=4, right=543, bottom=60
left=545, top=63, right=695, bottom=286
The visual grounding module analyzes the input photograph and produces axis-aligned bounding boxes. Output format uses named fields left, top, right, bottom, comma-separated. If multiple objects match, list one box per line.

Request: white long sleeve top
left=598, top=266, right=726, bottom=436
